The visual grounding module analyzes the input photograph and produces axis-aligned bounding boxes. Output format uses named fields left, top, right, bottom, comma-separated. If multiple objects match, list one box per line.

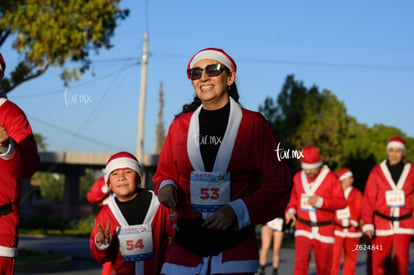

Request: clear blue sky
left=3, top=0, right=414, bottom=156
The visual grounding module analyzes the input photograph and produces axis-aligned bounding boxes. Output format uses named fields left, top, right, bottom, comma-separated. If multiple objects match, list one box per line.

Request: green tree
left=290, top=90, right=348, bottom=170
left=259, top=74, right=414, bottom=192
left=0, top=0, right=129, bottom=94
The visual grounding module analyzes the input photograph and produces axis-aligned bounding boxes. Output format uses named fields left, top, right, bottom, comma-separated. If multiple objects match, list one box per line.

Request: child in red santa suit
left=90, top=152, right=174, bottom=275
left=285, top=146, right=346, bottom=275
left=362, top=136, right=414, bottom=275
left=331, top=168, right=363, bottom=275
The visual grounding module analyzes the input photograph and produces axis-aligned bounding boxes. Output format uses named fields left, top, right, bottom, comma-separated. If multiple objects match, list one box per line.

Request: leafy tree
left=259, top=75, right=322, bottom=143
left=290, top=90, right=348, bottom=170
left=260, top=74, right=414, bottom=192
left=0, top=0, right=129, bottom=94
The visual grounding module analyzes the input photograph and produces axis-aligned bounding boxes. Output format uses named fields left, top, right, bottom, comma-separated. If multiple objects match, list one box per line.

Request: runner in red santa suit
left=285, top=146, right=346, bottom=275
left=90, top=152, right=174, bottom=275
left=331, top=168, right=363, bottom=275
left=362, top=136, right=414, bottom=275
left=0, top=53, right=40, bottom=274
left=153, top=47, right=292, bottom=275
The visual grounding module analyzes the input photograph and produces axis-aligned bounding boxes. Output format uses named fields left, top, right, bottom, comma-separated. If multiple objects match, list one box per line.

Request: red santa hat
left=187, top=47, right=236, bottom=79
left=386, top=136, right=406, bottom=152
left=301, top=146, right=322, bottom=169
left=104, top=151, right=142, bottom=183
left=337, top=168, right=353, bottom=181
left=0, top=53, right=5, bottom=80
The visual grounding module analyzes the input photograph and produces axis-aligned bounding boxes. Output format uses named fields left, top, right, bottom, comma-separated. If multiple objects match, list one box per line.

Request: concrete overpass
left=22, top=152, right=159, bottom=220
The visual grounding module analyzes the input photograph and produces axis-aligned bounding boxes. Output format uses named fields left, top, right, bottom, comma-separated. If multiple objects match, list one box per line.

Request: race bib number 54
left=190, top=171, right=230, bottom=213
left=117, top=224, right=153, bottom=262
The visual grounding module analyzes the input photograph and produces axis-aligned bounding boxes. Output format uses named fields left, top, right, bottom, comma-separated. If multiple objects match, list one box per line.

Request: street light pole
left=136, top=32, right=149, bottom=160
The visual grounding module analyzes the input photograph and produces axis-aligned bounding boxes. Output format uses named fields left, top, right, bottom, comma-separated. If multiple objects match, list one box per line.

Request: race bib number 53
left=190, top=171, right=230, bottom=213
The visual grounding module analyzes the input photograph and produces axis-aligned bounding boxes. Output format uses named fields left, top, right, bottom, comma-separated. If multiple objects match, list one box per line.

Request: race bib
left=267, top=217, right=284, bottom=231
left=190, top=171, right=231, bottom=213
left=385, top=190, right=405, bottom=208
left=117, top=224, right=153, bottom=262
left=300, top=194, right=315, bottom=211
left=336, top=207, right=351, bottom=220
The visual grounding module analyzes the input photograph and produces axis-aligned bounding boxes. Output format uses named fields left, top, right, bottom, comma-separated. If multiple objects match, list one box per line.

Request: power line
left=27, top=114, right=125, bottom=151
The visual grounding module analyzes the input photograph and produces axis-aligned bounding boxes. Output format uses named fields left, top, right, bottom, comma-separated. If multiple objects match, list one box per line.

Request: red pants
left=364, top=236, right=373, bottom=275
left=0, top=257, right=15, bottom=275
left=294, top=236, right=334, bottom=275
left=371, top=234, right=411, bottom=275
left=331, top=236, right=360, bottom=275
left=102, top=261, right=112, bottom=275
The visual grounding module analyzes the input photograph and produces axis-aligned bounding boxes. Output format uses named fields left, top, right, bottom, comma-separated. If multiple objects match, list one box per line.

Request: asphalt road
left=15, top=235, right=414, bottom=275
left=16, top=235, right=101, bottom=275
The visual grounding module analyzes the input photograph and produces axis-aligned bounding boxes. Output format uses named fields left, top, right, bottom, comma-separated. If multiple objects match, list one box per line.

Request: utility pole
left=136, top=32, right=149, bottom=160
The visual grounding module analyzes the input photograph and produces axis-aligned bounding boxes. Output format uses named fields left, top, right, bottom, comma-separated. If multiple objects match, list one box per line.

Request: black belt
left=298, top=217, right=332, bottom=227
left=374, top=211, right=412, bottom=222
left=0, top=203, right=12, bottom=216
left=173, top=219, right=251, bottom=257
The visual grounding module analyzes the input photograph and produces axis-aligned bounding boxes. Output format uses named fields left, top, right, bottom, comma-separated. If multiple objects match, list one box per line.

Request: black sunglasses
left=187, top=64, right=227, bottom=80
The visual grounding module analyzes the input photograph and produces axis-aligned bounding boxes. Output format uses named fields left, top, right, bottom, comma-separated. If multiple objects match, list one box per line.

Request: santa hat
left=0, top=53, right=5, bottom=80
left=301, top=146, right=322, bottom=169
left=104, top=151, right=142, bottom=183
left=187, top=47, right=236, bottom=79
left=386, top=136, right=406, bottom=152
left=337, top=168, right=353, bottom=181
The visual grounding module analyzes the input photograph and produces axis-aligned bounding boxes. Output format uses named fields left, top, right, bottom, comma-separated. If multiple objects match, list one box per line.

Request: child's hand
left=96, top=220, right=111, bottom=245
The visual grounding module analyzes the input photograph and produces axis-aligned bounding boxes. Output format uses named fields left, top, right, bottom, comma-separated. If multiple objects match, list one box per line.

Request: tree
left=260, top=74, right=414, bottom=191
left=290, top=90, right=348, bottom=170
left=0, top=0, right=129, bottom=94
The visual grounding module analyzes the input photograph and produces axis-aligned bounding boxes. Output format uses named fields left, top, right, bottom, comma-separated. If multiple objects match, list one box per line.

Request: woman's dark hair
left=177, top=58, right=240, bottom=116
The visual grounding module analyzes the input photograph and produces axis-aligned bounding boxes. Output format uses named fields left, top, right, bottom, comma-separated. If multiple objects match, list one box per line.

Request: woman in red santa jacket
left=285, top=146, right=347, bottom=275
left=362, top=136, right=414, bottom=275
left=153, top=47, right=292, bottom=275
left=0, top=53, right=40, bottom=274
left=331, top=168, right=363, bottom=275
left=90, top=152, right=174, bottom=275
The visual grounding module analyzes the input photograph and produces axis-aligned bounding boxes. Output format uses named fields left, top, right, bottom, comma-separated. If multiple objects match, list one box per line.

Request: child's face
left=108, top=168, right=140, bottom=201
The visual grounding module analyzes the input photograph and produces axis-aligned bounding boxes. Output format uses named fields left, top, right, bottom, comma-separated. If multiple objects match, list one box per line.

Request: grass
left=17, top=248, right=63, bottom=262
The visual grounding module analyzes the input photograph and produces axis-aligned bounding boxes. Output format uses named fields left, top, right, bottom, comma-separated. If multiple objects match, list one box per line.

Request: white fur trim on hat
left=339, top=171, right=353, bottom=181
left=189, top=50, right=234, bottom=71
left=387, top=141, right=406, bottom=152
left=104, top=157, right=141, bottom=183
left=301, top=161, right=322, bottom=170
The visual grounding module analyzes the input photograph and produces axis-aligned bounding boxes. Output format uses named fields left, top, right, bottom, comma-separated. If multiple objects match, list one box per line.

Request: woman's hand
left=365, top=229, right=374, bottom=240
left=202, top=205, right=236, bottom=230
left=158, top=184, right=178, bottom=210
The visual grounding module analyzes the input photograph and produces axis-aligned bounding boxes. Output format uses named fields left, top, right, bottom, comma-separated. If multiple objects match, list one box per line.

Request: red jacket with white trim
left=0, top=99, right=39, bottom=257
left=285, top=166, right=347, bottom=243
left=362, top=161, right=414, bottom=236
